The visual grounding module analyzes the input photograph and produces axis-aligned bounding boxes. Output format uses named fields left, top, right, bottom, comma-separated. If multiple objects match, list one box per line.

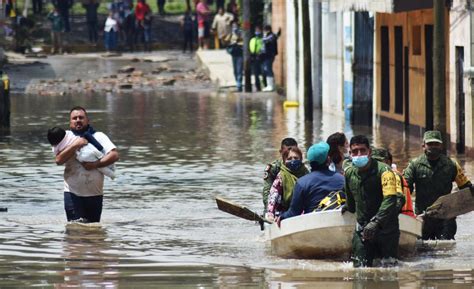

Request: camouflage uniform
left=403, top=153, right=471, bottom=240
left=262, top=159, right=308, bottom=212
left=345, top=158, right=401, bottom=267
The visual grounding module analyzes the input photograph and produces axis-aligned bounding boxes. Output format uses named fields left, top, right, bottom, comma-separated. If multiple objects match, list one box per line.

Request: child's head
left=47, top=127, right=66, bottom=146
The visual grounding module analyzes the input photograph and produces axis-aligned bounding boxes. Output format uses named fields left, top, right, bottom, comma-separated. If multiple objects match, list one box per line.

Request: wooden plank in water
left=215, top=196, right=271, bottom=224
left=425, top=187, right=474, bottom=219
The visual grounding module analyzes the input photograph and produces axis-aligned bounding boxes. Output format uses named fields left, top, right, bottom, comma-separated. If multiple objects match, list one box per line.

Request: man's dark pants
left=251, top=57, right=262, bottom=91
left=422, top=216, right=457, bottom=240
left=351, top=230, right=399, bottom=267
left=64, top=191, right=103, bottom=222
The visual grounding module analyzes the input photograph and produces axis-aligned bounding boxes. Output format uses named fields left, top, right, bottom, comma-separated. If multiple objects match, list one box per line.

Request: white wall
left=343, top=13, right=354, bottom=120
left=449, top=0, right=473, bottom=148
left=329, top=0, right=393, bottom=13
left=285, top=0, right=298, bottom=102
left=322, top=3, right=345, bottom=116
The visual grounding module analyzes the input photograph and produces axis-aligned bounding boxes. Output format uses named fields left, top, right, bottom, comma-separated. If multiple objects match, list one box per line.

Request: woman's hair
left=282, top=146, right=303, bottom=162
left=326, top=132, right=347, bottom=165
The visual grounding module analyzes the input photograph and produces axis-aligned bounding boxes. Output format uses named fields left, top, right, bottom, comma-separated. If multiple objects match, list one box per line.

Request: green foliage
left=165, top=0, right=187, bottom=14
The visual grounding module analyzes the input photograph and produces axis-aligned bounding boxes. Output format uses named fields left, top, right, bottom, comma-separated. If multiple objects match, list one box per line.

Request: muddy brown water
left=0, top=89, right=473, bottom=288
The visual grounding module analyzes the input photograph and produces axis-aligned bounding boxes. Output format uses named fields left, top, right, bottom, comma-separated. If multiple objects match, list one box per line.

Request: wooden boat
left=266, top=210, right=422, bottom=259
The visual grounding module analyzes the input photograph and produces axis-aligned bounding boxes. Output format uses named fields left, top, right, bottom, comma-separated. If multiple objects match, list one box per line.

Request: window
left=381, top=26, right=390, bottom=112
left=412, top=25, right=421, bottom=55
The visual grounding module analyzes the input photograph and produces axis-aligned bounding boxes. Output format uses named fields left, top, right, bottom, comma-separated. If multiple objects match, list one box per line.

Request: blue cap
left=307, top=142, right=330, bottom=165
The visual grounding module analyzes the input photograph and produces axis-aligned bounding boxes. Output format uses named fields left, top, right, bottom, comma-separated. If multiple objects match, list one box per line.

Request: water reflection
left=0, top=89, right=472, bottom=287
left=57, top=224, right=118, bottom=288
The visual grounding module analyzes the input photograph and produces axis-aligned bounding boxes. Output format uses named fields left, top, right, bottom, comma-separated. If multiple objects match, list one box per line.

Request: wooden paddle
left=215, top=195, right=271, bottom=230
left=425, top=187, right=474, bottom=219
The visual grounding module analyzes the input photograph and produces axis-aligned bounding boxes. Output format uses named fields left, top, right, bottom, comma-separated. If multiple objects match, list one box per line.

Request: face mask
left=285, top=160, right=302, bottom=172
left=425, top=147, right=441, bottom=159
left=352, top=155, right=369, bottom=168
left=255, top=32, right=261, bottom=37
left=344, top=152, right=350, bottom=159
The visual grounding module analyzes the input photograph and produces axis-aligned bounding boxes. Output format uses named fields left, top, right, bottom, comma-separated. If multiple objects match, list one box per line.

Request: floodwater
left=0, top=88, right=473, bottom=288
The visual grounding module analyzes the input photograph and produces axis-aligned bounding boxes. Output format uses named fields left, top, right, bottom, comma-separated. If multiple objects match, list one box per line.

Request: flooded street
left=0, top=71, right=473, bottom=287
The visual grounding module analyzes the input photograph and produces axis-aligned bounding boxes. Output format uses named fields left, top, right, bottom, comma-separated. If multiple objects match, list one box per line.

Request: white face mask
left=344, top=152, right=350, bottom=159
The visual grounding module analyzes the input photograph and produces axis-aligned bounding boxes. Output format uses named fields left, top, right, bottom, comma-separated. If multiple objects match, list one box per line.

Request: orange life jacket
left=398, top=172, right=416, bottom=218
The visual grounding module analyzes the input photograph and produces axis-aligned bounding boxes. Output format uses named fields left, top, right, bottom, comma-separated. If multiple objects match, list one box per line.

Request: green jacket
left=345, top=159, right=400, bottom=234
left=249, top=36, right=263, bottom=55
left=262, top=159, right=309, bottom=211
left=403, top=154, right=471, bottom=214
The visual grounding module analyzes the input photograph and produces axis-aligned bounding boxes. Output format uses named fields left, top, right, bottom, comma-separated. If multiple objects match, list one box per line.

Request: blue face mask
left=352, top=155, right=369, bottom=168
left=255, top=31, right=261, bottom=37
left=286, top=159, right=302, bottom=172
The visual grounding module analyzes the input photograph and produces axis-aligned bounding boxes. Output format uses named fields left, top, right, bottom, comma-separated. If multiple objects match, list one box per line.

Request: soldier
left=262, top=138, right=308, bottom=213
left=372, top=148, right=415, bottom=218
left=342, top=135, right=401, bottom=267
left=403, top=130, right=472, bottom=240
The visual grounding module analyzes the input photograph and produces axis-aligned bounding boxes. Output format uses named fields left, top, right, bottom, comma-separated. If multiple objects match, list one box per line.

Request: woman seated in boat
left=326, top=132, right=349, bottom=175
left=277, top=142, right=345, bottom=223
left=266, top=147, right=308, bottom=221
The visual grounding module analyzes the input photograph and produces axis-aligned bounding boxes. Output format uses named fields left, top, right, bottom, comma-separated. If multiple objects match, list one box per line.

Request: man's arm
left=82, top=149, right=119, bottom=170
left=344, top=175, right=356, bottom=213
left=211, top=16, right=218, bottom=30
left=403, top=160, right=416, bottom=193
left=371, top=171, right=399, bottom=228
left=55, top=137, right=88, bottom=165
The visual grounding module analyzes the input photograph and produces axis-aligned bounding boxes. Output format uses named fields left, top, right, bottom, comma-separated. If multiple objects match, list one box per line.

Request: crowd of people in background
left=40, top=0, right=154, bottom=53
left=4, top=0, right=243, bottom=54
left=4, top=0, right=279, bottom=92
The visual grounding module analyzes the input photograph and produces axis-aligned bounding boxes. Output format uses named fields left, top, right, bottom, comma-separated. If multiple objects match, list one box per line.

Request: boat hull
left=267, top=210, right=422, bottom=259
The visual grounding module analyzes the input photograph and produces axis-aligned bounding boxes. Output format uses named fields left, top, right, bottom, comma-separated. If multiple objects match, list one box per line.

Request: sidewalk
left=196, top=49, right=236, bottom=88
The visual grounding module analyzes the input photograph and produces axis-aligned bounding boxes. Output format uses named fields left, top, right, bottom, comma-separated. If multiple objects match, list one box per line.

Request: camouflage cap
left=371, top=147, right=389, bottom=162
left=423, top=130, right=443, bottom=144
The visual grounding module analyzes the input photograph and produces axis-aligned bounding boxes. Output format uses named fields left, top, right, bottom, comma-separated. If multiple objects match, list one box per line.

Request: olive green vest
left=345, top=159, right=399, bottom=233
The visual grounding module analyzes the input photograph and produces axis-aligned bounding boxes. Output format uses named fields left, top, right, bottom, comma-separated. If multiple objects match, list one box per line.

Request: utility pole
left=302, top=0, right=313, bottom=121
left=433, top=0, right=446, bottom=139
left=243, top=0, right=252, bottom=92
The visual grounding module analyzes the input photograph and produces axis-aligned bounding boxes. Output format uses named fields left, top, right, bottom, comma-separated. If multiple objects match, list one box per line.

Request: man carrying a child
left=53, top=106, right=119, bottom=223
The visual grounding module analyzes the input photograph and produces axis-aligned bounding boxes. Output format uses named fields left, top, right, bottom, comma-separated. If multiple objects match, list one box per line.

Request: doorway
left=425, top=25, right=434, bottom=130
left=455, top=47, right=465, bottom=153
left=394, top=26, right=403, bottom=115
left=404, top=46, right=410, bottom=126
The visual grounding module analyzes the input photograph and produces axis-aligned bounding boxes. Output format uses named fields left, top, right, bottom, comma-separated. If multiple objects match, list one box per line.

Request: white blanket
left=76, top=144, right=116, bottom=180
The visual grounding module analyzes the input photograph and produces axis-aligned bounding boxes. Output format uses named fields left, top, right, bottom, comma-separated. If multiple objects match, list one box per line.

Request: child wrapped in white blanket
left=48, top=127, right=116, bottom=179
